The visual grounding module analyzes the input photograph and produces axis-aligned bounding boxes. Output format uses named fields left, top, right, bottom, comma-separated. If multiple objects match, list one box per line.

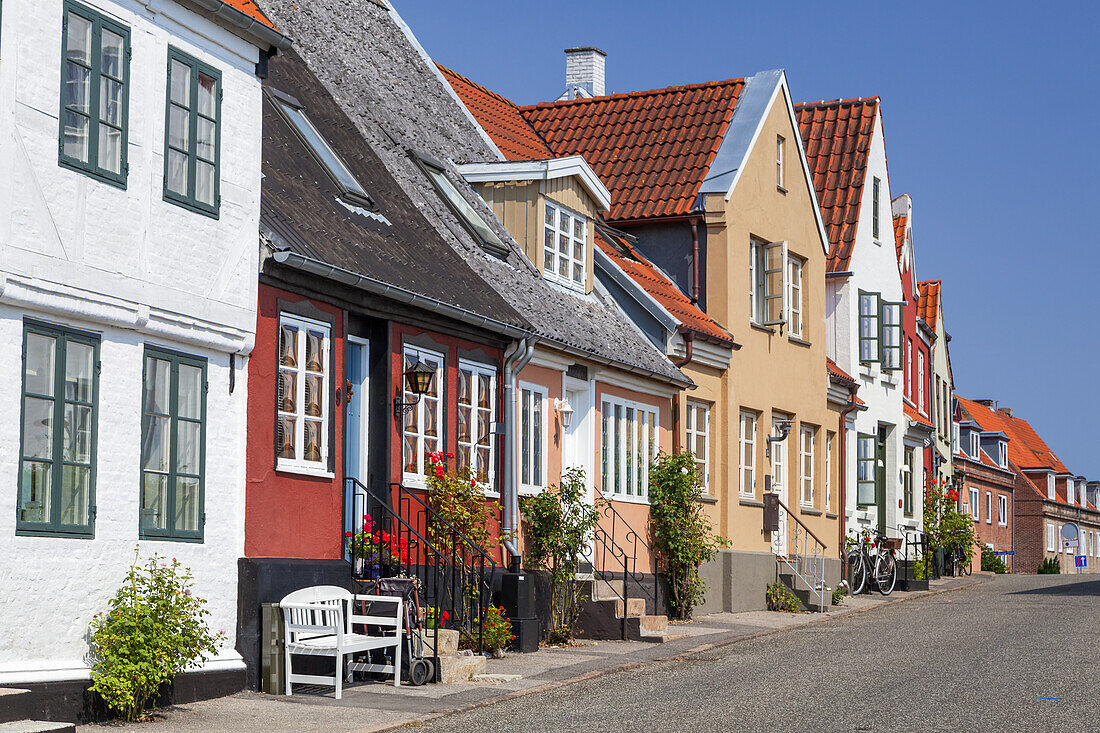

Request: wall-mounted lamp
left=555, top=398, right=575, bottom=430
left=393, top=360, right=436, bottom=417
left=765, top=420, right=792, bottom=458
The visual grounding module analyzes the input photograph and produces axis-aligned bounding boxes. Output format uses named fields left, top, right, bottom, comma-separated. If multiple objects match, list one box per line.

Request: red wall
left=245, top=284, right=345, bottom=559
left=900, top=266, right=933, bottom=476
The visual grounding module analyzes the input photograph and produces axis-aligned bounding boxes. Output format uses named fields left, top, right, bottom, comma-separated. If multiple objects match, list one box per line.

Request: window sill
left=750, top=323, right=776, bottom=335
left=776, top=185, right=788, bottom=195
left=825, top=512, right=838, bottom=519
left=697, top=493, right=718, bottom=505
left=788, top=335, right=811, bottom=348
left=59, top=157, right=127, bottom=190
left=739, top=496, right=764, bottom=508
left=139, top=534, right=204, bottom=544
left=164, top=190, right=221, bottom=220
left=800, top=506, right=822, bottom=516
left=15, top=528, right=94, bottom=540
left=602, top=492, right=650, bottom=506
left=518, top=486, right=543, bottom=497
left=277, top=462, right=336, bottom=480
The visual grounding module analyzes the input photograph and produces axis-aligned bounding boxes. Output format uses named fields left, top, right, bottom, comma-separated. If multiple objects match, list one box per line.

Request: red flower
left=344, top=531, right=353, bottom=538
left=447, top=452, right=455, bottom=459
left=441, top=610, right=450, bottom=621
left=381, top=531, right=390, bottom=543
left=435, top=465, right=445, bottom=478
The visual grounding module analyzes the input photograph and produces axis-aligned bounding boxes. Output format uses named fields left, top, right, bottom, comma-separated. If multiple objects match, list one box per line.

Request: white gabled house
left=796, top=97, right=919, bottom=540
left=0, top=0, right=287, bottom=708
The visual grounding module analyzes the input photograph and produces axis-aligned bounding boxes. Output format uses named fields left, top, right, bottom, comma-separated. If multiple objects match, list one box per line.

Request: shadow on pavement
left=1009, top=577, right=1100, bottom=597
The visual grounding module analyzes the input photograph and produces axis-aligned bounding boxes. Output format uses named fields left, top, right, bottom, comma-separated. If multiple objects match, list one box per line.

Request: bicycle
left=845, top=529, right=898, bottom=596
left=945, top=545, right=972, bottom=577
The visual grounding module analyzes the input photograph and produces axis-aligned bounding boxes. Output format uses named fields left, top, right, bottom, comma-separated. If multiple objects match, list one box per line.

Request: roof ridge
left=436, top=62, right=524, bottom=112
left=519, top=77, right=746, bottom=110
left=917, top=279, right=942, bottom=286
left=794, top=96, right=881, bottom=109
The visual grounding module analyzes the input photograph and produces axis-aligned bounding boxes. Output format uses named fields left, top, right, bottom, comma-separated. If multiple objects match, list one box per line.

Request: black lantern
left=394, top=359, right=436, bottom=417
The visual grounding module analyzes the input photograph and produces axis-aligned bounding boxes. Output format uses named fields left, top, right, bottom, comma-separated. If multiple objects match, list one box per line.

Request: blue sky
left=397, top=1, right=1100, bottom=477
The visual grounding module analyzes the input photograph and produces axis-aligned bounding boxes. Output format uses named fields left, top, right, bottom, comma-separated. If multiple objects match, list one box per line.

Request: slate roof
left=595, top=228, right=734, bottom=346
left=519, top=79, right=747, bottom=221
left=794, top=98, right=879, bottom=273
left=437, top=65, right=552, bottom=161
left=261, top=48, right=527, bottom=331
left=223, top=0, right=276, bottom=29
left=917, top=280, right=941, bottom=330
left=254, top=0, right=690, bottom=386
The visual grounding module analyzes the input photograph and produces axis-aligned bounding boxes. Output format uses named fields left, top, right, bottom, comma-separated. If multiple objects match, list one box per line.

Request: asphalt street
left=421, top=574, right=1100, bottom=732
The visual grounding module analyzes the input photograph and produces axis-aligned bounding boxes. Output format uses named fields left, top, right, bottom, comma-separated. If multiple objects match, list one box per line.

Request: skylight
left=276, top=97, right=372, bottom=206
left=419, top=158, right=507, bottom=255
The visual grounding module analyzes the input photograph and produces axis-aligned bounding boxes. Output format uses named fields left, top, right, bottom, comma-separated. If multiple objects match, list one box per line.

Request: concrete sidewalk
left=82, top=575, right=984, bottom=732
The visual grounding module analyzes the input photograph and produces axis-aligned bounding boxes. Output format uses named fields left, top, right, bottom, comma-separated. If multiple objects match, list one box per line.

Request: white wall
left=0, top=0, right=262, bottom=682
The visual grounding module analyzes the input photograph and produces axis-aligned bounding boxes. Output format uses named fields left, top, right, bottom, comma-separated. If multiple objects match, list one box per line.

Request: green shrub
left=765, top=582, right=800, bottom=613
left=980, top=546, right=1008, bottom=574
left=831, top=584, right=846, bottom=606
left=648, top=452, right=727, bottom=620
left=89, top=553, right=224, bottom=721
left=480, top=605, right=514, bottom=652
left=1038, top=557, right=1061, bottom=574
left=911, top=558, right=928, bottom=580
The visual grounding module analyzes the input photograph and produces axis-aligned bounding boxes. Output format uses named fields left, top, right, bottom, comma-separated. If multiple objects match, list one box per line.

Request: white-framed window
left=771, top=418, right=788, bottom=501
left=952, top=422, right=960, bottom=454
left=787, top=257, right=803, bottom=338
left=776, top=135, right=784, bottom=188
left=825, top=432, right=834, bottom=511
left=518, top=383, right=547, bottom=495
left=600, top=396, right=659, bottom=500
left=1067, top=479, right=1076, bottom=505
left=1046, top=523, right=1056, bottom=552
left=401, top=345, right=444, bottom=483
left=917, top=352, right=926, bottom=415
left=970, top=432, right=979, bottom=459
left=856, top=433, right=876, bottom=505
left=750, top=239, right=788, bottom=327
left=739, top=410, right=757, bottom=498
left=970, top=487, right=979, bottom=520
left=998, top=494, right=1007, bottom=526
left=985, top=491, right=992, bottom=524
left=685, top=401, right=710, bottom=493
left=800, top=425, right=815, bottom=507
left=905, top=339, right=913, bottom=397
left=1047, top=473, right=1055, bottom=500
left=277, top=314, right=330, bottom=474
left=457, top=360, right=496, bottom=490
left=543, top=200, right=587, bottom=289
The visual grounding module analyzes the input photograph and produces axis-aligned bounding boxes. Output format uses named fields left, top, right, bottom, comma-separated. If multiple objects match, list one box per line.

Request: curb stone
left=380, top=575, right=986, bottom=731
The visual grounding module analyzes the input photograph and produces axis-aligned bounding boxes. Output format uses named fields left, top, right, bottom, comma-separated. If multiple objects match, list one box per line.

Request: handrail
left=600, top=501, right=659, bottom=611
left=586, top=525, right=632, bottom=640
left=774, top=497, right=828, bottom=550
left=389, top=482, right=498, bottom=570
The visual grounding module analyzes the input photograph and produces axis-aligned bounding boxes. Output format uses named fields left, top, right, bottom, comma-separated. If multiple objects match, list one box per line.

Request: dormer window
left=998, top=441, right=1008, bottom=469
left=1067, top=480, right=1075, bottom=505
left=969, top=431, right=979, bottom=459
left=543, top=201, right=587, bottom=290
left=272, top=90, right=373, bottom=210
left=1047, top=473, right=1055, bottom=500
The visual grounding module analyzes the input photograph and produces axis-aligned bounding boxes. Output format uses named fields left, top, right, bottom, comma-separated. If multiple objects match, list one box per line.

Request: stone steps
left=777, top=570, right=831, bottom=613
left=0, top=722, right=76, bottom=733
left=437, top=653, right=486, bottom=683
left=0, top=690, right=31, bottom=725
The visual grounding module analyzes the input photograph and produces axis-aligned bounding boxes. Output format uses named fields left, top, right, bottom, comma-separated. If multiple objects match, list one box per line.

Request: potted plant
left=346, top=515, right=408, bottom=579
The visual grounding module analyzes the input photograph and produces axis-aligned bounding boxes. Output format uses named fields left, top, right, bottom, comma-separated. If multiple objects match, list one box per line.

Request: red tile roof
left=904, top=401, right=933, bottom=428
left=893, top=214, right=907, bottom=264
left=794, top=98, right=879, bottom=273
left=519, top=79, right=746, bottom=221
left=437, top=65, right=553, bottom=161
left=957, top=397, right=1070, bottom=475
left=917, top=280, right=941, bottom=330
left=826, top=358, right=865, bottom=403
left=222, top=0, right=275, bottom=30
left=596, top=228, right=733, bottom=345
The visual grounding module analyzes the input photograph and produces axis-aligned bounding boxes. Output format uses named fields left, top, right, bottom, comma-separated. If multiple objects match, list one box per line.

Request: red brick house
left=954, top=398, right=1017, bottom=572
left=956, top=397, right=1100, bottom=574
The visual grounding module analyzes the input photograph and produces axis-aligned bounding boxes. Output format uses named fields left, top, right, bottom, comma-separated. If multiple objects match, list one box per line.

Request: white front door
left=770, top=418, right=788, bottom=557
left=344, top=338, right=369, bottom=549
left=561, top=380, right=595, bottom=569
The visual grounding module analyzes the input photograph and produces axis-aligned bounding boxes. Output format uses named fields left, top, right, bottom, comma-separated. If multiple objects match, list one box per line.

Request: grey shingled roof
left=255, top=0, right=690, bottom=386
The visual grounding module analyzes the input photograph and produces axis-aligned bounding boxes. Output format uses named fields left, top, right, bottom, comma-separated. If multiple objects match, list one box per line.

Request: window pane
left=20, top=461, right=53, bottom=523
left=64, top=62, right=91, bottom=112
left=275, top=371, right=296, bottom=414
left=532, top=395, right=542, bottom=485
left=169, top=104, right=189, bottom=150
left=63, top=403, right=93, bottom=464
left=66, top=13, right=92, bottom=63
left=196, top=73, right=216, bottom=118
left=277, top=416, right=295, bottom=459
left=196, top=161, right=215, bottom=206
left=63, top=111, right=91, bottom=162
left=457, top=406, right=470, bottom=443
left=304, top=375, right=323, bottom=418
left=403, top=435, right=417, bottom=474
left=477, top=374, right=490, bottom=409
left=166, top=149, right=188, bottom=195
left=279, top=325, right=298, bottom=367
left=170, top=60, right=191, bottom=106
left=543, top=229, right=555, bottom=271
left=196, top=117, right=216, bottom=161
left=179, top=364, right=202, bottom=419
left=521, top=392, right=530, bottom=484
left=423, top=397, right=439, bottom=437
left=98, top=125, right=122, bottom=174
left=60, top=465, right=90, bottom=526
left=22, top=397, right=54, bottom=460
left=457, top=445, right=471, bottom=476
left=177, top=420, right=201, bottom=475
left=305, top=331, right=324, bottom=372
left=146, top=357, right=170, bottom=414
left=25, top=333, right=57, bottom=396
left=175, top=477, right=200, bottom=531
left=101, top=29, right=124, bottom=79
left=303, top=419, right=322, bottom=462
left=141, top=473, right=168, bottom=529
left=144, top=415, right=170, bottom=471
left=100, top=75, right=125, bottom=124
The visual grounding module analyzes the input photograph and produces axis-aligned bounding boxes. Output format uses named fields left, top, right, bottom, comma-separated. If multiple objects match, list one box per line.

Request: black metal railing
left=602, top=501, right=660, bottom=611
left=897, top=525, right=939, bottom=584
left=582, top=501, right=660, bottom=638
left=346, top=478, right=499, bottom=653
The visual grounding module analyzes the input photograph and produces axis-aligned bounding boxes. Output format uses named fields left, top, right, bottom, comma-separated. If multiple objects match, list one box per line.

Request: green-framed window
left=903, top=447, right=914, bottom=516
left=163, top=47, right=221, bottom=217
left=858, top=291, right=880, bottom=363
left=140, top=348, right=207, bottom=541
left=872, top=177, right=881, bottom=239
left=856, top=433, right=876, bottom=507
left=18, top=321, right=99, bottom=537
left=880, top=301, right=903, bottom=370
left=58, top=1, right=130, bottom=186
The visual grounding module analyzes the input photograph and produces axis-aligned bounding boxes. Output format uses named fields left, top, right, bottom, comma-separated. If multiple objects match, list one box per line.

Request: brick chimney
left=974, top=399, right=995, bottom=407
left=998, top=407, right=1013, bottom=418
left=562, top=47, right=606, bottom=99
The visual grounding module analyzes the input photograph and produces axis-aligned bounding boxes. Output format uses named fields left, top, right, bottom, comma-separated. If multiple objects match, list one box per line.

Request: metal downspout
left=690, top=218, right=701, bottom=304
left=502, top=337, right=535, bottom=572
left=672, top=330, right=694, bottom=453
left=838, top=384, right=861, bottom=578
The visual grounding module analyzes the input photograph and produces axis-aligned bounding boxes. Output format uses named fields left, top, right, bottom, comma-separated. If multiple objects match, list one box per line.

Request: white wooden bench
left=280, top=585, right=403, bottom=699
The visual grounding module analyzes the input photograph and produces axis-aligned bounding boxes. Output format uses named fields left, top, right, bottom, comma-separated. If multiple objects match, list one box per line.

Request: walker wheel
left=409, top=659, right=431, bottom=686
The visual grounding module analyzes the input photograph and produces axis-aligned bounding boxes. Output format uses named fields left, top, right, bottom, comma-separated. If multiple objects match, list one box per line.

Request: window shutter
left=762, top=240, right=788, bottom=326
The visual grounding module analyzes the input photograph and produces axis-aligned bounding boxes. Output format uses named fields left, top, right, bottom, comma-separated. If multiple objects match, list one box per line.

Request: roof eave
left=181, top=0, right=292, bottom=51
left=458, top=155, right=612, bottom=211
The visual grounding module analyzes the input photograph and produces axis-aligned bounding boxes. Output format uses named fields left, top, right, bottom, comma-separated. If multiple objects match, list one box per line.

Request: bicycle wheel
left=961, top=552, right=972, bottom=576
left=847, top=550, right=867, bottom=595
left=875, top=552, right=897, bottom=595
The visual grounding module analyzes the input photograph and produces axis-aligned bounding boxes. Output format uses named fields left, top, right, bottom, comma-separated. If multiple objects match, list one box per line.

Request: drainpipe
left=837, top=383, right=861, bottom=578
left=502, top=337, right=535, bottom=572
left=690, top=218, right=701, bottom=304
left=671, top=329, right=694, bottom=452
